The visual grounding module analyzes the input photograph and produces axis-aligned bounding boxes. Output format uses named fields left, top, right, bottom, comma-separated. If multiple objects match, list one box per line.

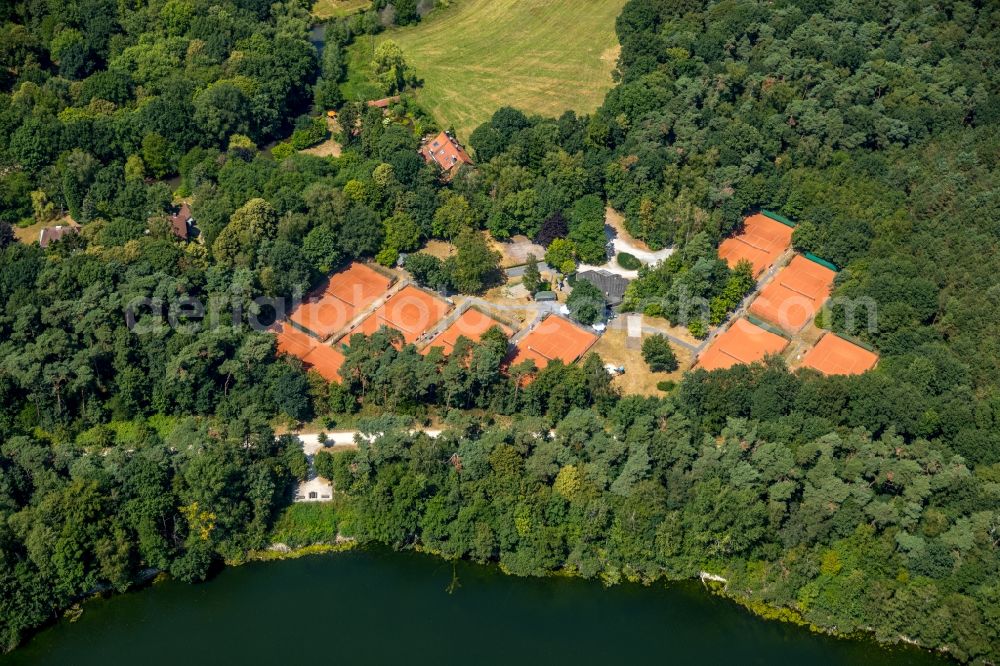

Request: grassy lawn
left=13, top=219, right=46, bottom=245
left=312, top=0, right=370, bottom=20
left=14, top=214, right=79, bottom=245
left=345, top=0, right=626, bottom=140
left=591, top=328, right=692, bottom=397
left=270, top=502, right=344, bottom=548
left=342, top=34, right=386, bottom=102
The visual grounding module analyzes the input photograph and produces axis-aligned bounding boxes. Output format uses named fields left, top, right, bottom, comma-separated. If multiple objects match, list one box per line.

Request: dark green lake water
left=4, top=548, right=944, bottom=665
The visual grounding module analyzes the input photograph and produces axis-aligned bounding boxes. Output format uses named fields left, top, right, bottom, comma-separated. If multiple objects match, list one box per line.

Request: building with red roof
left=419, top=131, right=473, bottom=176
left=367, top=95, right=401, bottom=109
left=169, top=203, right=193, bottom=240
left=38, top=224, right=79, bottom=248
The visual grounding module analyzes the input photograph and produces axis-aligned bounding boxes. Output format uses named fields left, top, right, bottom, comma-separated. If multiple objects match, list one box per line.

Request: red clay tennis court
left=288, top=263, right=393, bottom=340
left=800, top=333, right=878, bottom=376
left=749, top=255, right=836, bottom=332
left=275, top=323, right=315, bottom=357
left=301, top=344, right=346, bottom=382
left=696, top=318, right=789, bottom=371
left=353, top=284, right=452, bottom=344
left=718, top=213, right=794, bottom=277
left=422, top=308, right=512, bottom=355
left=272, top=323, right=345, bottom=382
left=509, top=315, right=599, bottom=371
left=324, top=262, right=391, bottom=304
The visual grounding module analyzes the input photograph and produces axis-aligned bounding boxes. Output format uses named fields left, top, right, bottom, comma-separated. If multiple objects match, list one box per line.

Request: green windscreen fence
left=745, top=314, right=790, bottom=339
left=803, top=252, right=839, bottom=272
left=761, top=209, right=796, bottom=228
left=832, top=331, right=877, bottom=352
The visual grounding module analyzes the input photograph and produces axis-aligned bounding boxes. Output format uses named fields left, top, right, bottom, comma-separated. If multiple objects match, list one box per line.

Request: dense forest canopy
left=0, top=0, right=998, bottom=661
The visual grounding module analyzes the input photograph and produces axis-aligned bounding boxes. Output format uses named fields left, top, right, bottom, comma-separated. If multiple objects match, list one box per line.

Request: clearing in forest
left=345, top=0, right=627, bottom=139
left=591, top=328, right=692, bottom=396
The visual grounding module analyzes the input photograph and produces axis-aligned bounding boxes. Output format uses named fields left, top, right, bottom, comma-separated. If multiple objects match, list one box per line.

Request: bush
left=169, top=543, right=214, bottom=583
left=708, top=259, right=756, bottom=325
left=271, top=143, right=294, bottom=160
left=376, top=246, right=399, bottom=267
left=522, top=254, right=542, bottom=294
left=448, top=227, right=502, bottom=294
left=0, top=221, right=13, bottom=249
left=642, top=302, right=664, bottom=318
left=656, top=380, right=676, bottom=392
left=617, top=252, right=641, bottom=270
left=289, top=117, right=328, bottom=150
left=642, top=334, right=679, bottom=372
left=688, top=320, right=708, bottom=339
left=270, top=503, right=341, bottom=548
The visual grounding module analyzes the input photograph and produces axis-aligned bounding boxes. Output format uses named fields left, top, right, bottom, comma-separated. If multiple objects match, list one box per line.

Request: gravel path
left=296, top=430, right=443, bottom=455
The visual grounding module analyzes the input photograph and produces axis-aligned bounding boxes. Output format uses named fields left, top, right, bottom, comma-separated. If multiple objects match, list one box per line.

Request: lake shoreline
left=9, top=537, right=945, bottom=664
left=237, top=540, right=949, bottom=663
left=6, top=544, right=947, bottom=666
left=234, top=535, right=358, bottom=564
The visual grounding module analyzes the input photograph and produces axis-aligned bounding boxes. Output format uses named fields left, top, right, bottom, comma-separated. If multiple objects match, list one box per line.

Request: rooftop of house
left=419, top=131, right=473, bottom=173
left=168, top=203, right=193, bottom=240
left=367, top=95, right=401, bottom=108
left=39, top=224, right=79, bottom=248
left=576, top=269, right=630, bottom=306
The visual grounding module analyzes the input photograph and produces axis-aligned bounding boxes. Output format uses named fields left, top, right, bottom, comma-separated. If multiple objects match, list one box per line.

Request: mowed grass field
left=312, top=0, right=370, bottom=20
left=346, top=0, right=626, bottom=139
